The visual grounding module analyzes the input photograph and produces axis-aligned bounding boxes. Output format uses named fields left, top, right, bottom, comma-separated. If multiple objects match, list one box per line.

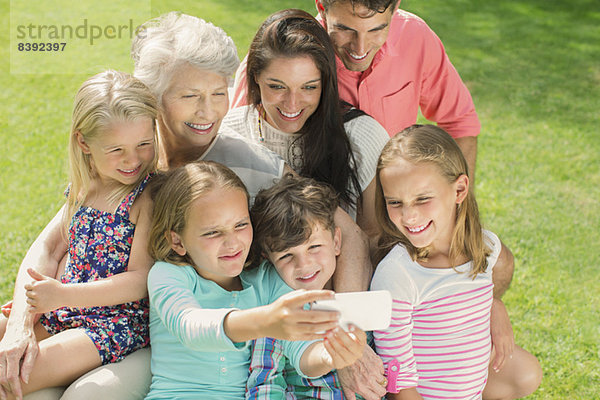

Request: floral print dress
left=40, top=174, right=152, bottom=364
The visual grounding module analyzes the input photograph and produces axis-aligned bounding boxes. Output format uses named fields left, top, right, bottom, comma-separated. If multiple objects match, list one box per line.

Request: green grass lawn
left=1, top=0, right=598, bottom=398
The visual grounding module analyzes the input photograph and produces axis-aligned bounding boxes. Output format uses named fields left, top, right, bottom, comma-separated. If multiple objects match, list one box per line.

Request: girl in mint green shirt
left=145, top=161, right=366, bottom=400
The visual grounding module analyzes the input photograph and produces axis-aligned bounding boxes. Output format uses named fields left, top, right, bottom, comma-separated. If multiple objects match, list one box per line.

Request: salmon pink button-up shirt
left=334, top=10, right=480, bottom=139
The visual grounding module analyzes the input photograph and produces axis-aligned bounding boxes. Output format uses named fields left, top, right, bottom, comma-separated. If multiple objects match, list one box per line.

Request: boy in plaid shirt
left=247, top=176, right=379, bottom=400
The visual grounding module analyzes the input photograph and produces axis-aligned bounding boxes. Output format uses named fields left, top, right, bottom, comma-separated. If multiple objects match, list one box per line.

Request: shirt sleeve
left=370, top=249, right=419, bottom=393
left=417, top=20, right=481, bottom=139
left=344, top=114, right=391, bottom=192
left=246, top=337, right=287, bottom=400
left=231, top=55, right=250, bottom=109
left=147, top=262, right=246, bottom=352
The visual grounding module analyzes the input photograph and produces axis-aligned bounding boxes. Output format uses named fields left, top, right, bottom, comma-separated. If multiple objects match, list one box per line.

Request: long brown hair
left=375, top=125, right=490, bottom=276
left=246, top=9, right=360, bottom=208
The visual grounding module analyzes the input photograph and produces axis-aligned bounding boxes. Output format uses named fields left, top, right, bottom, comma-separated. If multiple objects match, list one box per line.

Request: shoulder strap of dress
left=116, top=173, right=154, bottom=218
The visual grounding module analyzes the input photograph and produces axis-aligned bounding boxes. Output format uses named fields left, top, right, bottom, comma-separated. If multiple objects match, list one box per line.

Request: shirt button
left=221, top=367, right=227, bottom=373
left=391, top=365, right=398, bottom=372
left=220, top=356, right=225, bottom=362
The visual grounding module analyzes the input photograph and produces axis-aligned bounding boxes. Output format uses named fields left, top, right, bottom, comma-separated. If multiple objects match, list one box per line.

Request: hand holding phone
left=311, top=290, right=392, bottom=331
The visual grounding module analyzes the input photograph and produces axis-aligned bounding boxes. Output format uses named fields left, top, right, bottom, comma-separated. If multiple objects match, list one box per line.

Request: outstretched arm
left=0, top=205, right=68, bottom=400
left=224, top=290, right=340, bottom=343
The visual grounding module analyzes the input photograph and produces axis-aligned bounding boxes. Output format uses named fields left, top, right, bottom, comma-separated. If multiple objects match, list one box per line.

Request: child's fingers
left=286, top=289, right=335, bottom=307
left=285, top=321, right=337, bottom=341
left=25, top=297, right=38, bottom=310
left=296, top=308, right=340, bottom=324
left=324, top=332, right=354, bottom=368
left=333, top=325, right=366, bottom=353
left=347, top=325, right=367, bottom=345
left=302, top=320, right=339, bottom=334
left=26, top=268, right=46, bottom=281
left=325, top=327, right=365, bottom=367
left=340, top=331, right=365, bottom=360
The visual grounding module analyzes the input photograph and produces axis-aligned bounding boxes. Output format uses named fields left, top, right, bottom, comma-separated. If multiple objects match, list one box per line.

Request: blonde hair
left=375, top=124, right=490, bottom=276
left=149, top=161, right=249, bottom=266
left=68, top=70, right=158, bottom=226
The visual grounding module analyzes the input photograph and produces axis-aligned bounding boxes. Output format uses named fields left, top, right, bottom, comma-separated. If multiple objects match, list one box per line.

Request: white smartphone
left=310, top=290, right=392, bottom=331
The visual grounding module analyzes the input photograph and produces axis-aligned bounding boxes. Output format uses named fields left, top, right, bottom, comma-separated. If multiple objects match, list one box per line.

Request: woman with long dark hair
left=225, top=9, right=389, bottom=234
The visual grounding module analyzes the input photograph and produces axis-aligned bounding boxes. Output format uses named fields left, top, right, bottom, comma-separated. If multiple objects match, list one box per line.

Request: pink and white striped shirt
left=371, top=230, right=500, bottom=400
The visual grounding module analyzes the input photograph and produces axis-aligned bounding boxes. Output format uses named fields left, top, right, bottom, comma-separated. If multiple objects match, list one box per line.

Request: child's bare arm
left=24, top=191, right=154, bottom=312
left=223, top=290, right=339, bottom=343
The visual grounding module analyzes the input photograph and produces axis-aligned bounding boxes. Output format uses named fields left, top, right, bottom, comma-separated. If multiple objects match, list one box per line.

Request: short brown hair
left=251, top=175, right=339, bottom=259
left=320, top=0, right=399, bottom=16
left=149, top=161, right=249, bottom=266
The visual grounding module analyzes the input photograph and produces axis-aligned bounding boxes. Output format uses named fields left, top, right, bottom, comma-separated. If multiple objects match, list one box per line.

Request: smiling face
left=80, top=117, right=155, bottom=186
left=255, top=56, right=322, bottom=134
left=170, top=186, right=253, bottom=291
left=379, top=159, right=468, bottom=256
left=267, top=223, right=341, bottom=290
left=159, top=63, right=229, bottom=158
left=318, top=0, right=395, bottom=72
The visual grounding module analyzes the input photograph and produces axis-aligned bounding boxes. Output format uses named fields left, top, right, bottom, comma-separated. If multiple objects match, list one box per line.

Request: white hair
left=131, top=12, right=239, bottom=103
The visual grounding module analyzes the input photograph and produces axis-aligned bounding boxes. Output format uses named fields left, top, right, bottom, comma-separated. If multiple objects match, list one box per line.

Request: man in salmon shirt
left=231, top=0, right=479, bottom=178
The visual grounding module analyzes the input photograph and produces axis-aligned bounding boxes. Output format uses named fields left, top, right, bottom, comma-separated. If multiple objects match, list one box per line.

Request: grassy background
left=1, top=0, right=598, bottom=398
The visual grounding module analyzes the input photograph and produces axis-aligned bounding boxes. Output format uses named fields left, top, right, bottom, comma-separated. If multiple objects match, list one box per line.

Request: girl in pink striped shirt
left=370, top=124, right=540, bottom=399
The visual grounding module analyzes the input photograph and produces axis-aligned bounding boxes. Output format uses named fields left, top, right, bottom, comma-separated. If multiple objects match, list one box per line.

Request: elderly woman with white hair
left=132, top=11, right=285, bottom=201
left=24, top=11, right=371, bottom=400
